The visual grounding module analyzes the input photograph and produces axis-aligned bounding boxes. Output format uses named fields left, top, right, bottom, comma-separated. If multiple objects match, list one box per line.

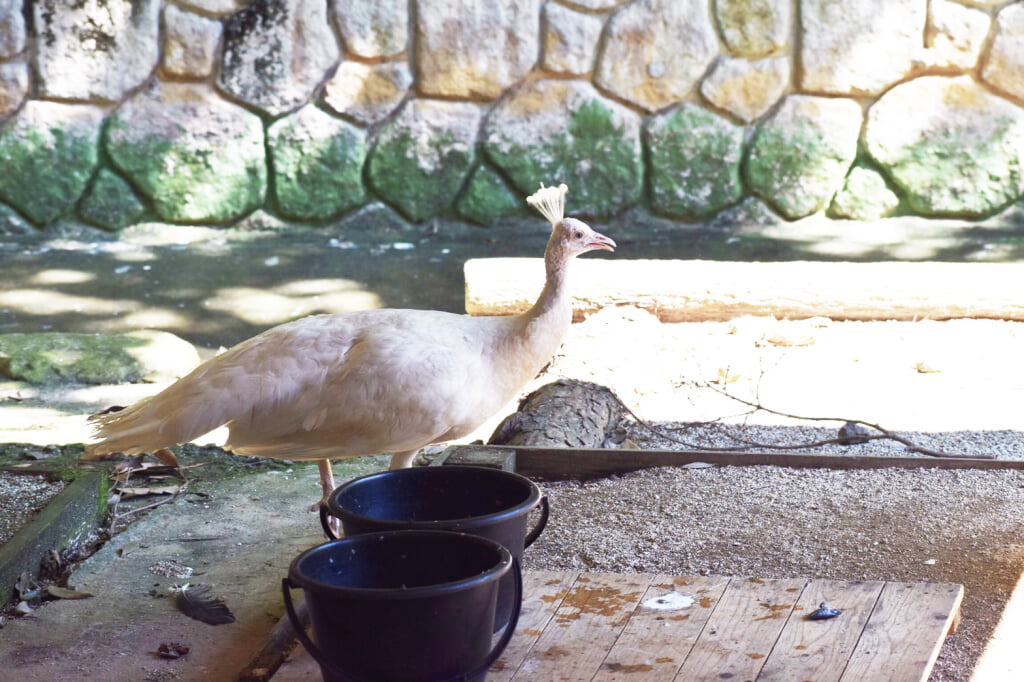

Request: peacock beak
left=587, top=232, right=616, bottom=252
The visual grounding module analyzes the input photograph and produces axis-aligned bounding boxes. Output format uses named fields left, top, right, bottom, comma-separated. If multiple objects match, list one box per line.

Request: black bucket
left=320, top=466, right=548, bottom=631
left=284, top=530, right=520, bottom=682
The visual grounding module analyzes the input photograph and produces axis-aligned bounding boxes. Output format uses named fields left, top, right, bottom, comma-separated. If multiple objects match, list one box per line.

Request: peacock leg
left=388, top=449, right=418, bottom=469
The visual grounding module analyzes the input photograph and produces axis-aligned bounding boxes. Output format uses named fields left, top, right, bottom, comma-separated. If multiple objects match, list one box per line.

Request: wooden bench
left=493, top=571, right=963, bottom=682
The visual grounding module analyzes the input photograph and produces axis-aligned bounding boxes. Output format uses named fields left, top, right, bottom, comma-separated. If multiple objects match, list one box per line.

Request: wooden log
left=235, top=597, right=307, bottom=682
left=488, top=379, right=627, bottom=448
left=440, top=445, right=1024, bottom=480
left=464, top=259, right=1024, bottom=322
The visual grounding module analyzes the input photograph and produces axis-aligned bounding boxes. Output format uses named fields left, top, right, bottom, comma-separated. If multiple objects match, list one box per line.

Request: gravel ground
left=0, top=473, right=66, bottom=545
left=514, top=310, right=1024, bottom=681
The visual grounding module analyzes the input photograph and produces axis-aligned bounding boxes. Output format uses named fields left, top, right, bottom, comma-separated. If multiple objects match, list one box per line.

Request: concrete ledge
left=0, top=469, right=108, bottom=604
left=465, top=259, right=1024, bottom=322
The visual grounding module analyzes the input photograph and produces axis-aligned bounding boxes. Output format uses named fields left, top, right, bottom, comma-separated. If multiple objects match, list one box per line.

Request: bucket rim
left=327, top=464, right=544, bottom=528
left=288, top=530, right=513, bottom=600
left=326, top=465, right=542, bottom=530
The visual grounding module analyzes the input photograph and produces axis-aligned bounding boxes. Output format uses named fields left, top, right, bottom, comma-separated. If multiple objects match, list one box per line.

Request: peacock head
left=527, top=183, right=615, bottom=258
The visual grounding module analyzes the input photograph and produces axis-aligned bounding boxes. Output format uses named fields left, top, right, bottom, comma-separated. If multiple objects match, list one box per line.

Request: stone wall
left=0, top=0, right=1023, bottom=234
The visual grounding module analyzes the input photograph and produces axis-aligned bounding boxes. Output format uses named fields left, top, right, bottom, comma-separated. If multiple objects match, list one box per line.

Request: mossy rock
left=105, top=82, right=266, bottom=223
left=456, top=166, right=521, bottom=225
left=77, top=169, right=147, bottom=231
left=746, top=95, right=862, bottom=219
left=646, top=104, right=744, bottom=219
left=0, top=203, right=36, bottom=235
left=865, top=76, right=1024, bottom=216
left=268, top=105, right=367, bottom=221
left=367, top=99, right=482, bottom=222
left=0, top=330, right=200, bottom=385
left=830, top=165, right=900, bottom=220
left=484, top=80, right=643, bottom=218
left=0, top=101, right=104, bottom=225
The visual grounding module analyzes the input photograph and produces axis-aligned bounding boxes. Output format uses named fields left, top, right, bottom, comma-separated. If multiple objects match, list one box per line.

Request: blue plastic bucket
left=284, top=530, right=520, bottom=682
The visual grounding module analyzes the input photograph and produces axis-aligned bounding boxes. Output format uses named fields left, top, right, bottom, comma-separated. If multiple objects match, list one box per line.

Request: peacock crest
left=526, top=183, right=568, bottom=228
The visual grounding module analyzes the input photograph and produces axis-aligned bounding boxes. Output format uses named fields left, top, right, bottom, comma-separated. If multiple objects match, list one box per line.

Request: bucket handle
left=524, top=495, right=549, bottom=548
left=282, top=559, right=523, bottom=682
left=319, top=505, right=337, bottom=540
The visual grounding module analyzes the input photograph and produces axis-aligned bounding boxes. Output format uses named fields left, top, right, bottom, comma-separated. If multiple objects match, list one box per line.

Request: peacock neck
left=524, top=242, right=572, bottom=325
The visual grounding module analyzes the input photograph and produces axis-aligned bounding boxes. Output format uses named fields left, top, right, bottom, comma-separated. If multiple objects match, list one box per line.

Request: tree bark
left=488, top=379, right=627, bottom=448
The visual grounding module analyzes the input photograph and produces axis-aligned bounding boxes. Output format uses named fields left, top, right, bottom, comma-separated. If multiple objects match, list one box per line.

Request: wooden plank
left=592, top=574, right=730, bottom=681
left=757, top=579, right=885, bottom=681
left=489, top=570, right=577, bottom=681
left=464, top=258, right=1024, bottom=322
left=439, top=445, right=1021, bottom=481
left=673, top=576, right=807, bottom=681
left=512, top=573, right=653, bottom=681
left=840, top=582, right=964, bottom=682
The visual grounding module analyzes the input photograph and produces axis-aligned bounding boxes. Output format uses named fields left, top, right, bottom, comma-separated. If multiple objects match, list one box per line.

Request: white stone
left=983, top=2, right=1024, bottom=101
left=801, top=0, right=926, bottom=95
left=332, top=0, right=408, bottom=58
left=33, top=0, right=161, bottom=101
left=416, top=0, right=540, bottom=99
left=162, top=5, right=223, bottom=79
left=700, top=55, right=790, bottom=122
left=596, top=0, right=718, bottom=112
left=924, top=0, right=990, bottom=70
left=715, top=0, right=791, bottom=58
left=0, top=0, right=26, bottom=58
left=323, top=60, right=412, bottom=125
left=218, top=0, right=340, bottom=116
left=0, top=59, right=28, bottom=118
left=542, top=2, right=604, bottom=75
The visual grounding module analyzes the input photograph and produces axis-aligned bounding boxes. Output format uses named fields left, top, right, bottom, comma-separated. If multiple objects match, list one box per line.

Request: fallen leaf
left=117, top=485, right=182, bottom=498
left=45, top=586, right=93, bottom=600
left=151, top=642, right=191, bottom=659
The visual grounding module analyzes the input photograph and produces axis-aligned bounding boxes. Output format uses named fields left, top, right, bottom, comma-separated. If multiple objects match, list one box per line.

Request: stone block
left=866, top=75, right=1024, bottom=216
left=33, top=0, right=160, bottom=101
left=646, top=104, right=745, bottom=219
left=700, top=55, right=790, bottom=123
left=268, top=104, right=367, bottom=221
left=0, top=59, right=28, bottom=119
left=162, top=4, right=223, bottom=79
left=416, top=0, right=540, bottom=99
left=542, top=2, right=604, bottom=76
left=323, top=60, right=412, bottom=125
left=456, top=166, right=521, bottom=225
left=596, top=0, right=718, bottom=112
left=367, top=99, right=482, bottom=222
left=714, top=0, right=791, bottom=58
left=484, top=79, right=642, bottom=217
left=106, top=82, right=266, bottom=223
left=800, top=0, right=926, bottom=95
left=77, top=169, right=147, bottom=232
left=746, top=95, right=862, bottom=219
left=0, top=0, right=26, bottom=58
left=218, top=0, right=339, bottom=116
left=983, top=3, right=1024, bottom=101
left=0, top=101, right=103, bottom=225
left=331, top=0, right=408, bottom=58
